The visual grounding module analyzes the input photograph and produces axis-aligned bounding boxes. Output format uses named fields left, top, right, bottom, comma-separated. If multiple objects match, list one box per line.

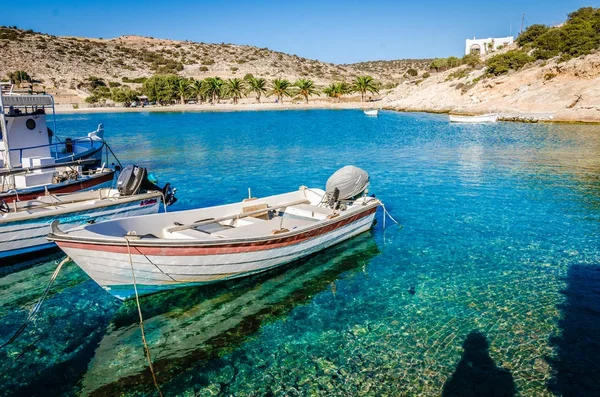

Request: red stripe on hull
left=56, top=206, right=378, bottom=256
left=1, top=171, right=115, bottom=203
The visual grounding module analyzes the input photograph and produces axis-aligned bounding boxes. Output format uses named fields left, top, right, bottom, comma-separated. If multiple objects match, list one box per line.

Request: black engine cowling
left=117, top=165, right=177, bottom=206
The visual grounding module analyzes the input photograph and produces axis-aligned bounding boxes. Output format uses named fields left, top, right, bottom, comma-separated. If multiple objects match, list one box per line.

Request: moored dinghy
left=1, top=165, right=176, bottom=259
left=364, top=109, right=379, bottom=116
left=448, top=113, right=499, bottom=123
left=48, top=166, right=381, bottom=299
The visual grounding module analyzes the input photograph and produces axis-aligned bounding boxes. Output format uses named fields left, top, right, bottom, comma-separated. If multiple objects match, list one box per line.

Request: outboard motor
left=325, top=165, right=370, bottom=209
left=117, top=165, right=177, bottom=206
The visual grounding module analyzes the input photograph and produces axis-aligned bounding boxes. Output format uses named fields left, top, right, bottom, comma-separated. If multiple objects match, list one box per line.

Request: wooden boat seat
left=241, top=202, right=270, bottom=220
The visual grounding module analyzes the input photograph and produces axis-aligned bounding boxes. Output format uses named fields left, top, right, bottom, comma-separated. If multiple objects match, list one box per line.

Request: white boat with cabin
left=0, top=83, right=115, bottom=203
left=48, top=166, right=380, bottom=299
left=448, top=113, right=499, bottom=123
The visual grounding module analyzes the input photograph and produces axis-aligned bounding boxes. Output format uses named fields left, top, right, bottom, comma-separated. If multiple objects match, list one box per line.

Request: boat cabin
left=0, top=84, right=56, bottom=169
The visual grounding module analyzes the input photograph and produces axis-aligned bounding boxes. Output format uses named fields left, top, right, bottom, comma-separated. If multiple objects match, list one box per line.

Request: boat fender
left=0, top=198, right=10, bottom=213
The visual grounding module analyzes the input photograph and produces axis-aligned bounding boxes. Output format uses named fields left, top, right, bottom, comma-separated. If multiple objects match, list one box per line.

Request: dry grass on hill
left=0, top=26, right=404, bottom=94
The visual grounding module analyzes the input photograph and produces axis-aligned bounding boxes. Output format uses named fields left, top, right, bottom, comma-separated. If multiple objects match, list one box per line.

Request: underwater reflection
left=442, top=331, right=516, bottom=397
left=82, top=233, right=380, bottom=396
left=0, top=259, right=120, bottom=397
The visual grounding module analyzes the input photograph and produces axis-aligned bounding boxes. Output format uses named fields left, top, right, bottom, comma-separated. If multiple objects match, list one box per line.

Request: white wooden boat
left=1, top=165, right=176, bottom=259
left=0, top=189, right=162, bottom=259
left=0, top=83, right=116, bottom=202
left=448, top=113, right=499, bottom=123
left=364, top=109, right=379, bottom=116
left=49, top=166, right=380, bottom=300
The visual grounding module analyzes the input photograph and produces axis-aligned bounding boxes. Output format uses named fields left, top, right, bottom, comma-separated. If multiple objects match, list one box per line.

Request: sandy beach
left=54, top=99, right=600, bottom=124
left=54, top=98, right=379, bottom=114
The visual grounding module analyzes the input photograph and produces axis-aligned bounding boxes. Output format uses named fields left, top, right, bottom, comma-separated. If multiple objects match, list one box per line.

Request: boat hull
left=0, top=170, right=115, bottom=203
left=55, top=206, right=378, bottom=299
left=449, top=114, right=499, bottom=123
left=364, top=110, right=379, bottom=116
left=0, top=194, right=161, bottom=260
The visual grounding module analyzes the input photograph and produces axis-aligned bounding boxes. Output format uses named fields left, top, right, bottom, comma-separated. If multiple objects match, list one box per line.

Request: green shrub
left=202, top=59, right=215, bottom=65
left=422, top=72, right=431, bottom=78
left=406, top=68, right=418, bottom=77
left=532, top=29, right=564, bottom=59
left=486, top=50, right=534, bottom=76
left=461, top=54, right=481, bottom=68
left=544, top=72, right=557, bottom=80
left=199, top=66, right=209, bottom=72
left=517, top=24, right=551, bottom=46
left=525, top=7, right=600, bottom=60
left=446, top=69, right=469, bottom=81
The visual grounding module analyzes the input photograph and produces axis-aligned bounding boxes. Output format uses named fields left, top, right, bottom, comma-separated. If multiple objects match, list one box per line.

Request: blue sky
left=1, top=0, right=592, bottom=63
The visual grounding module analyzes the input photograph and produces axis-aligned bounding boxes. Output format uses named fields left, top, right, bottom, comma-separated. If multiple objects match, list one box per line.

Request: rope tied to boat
left=381, top=203, right=402, bottom=229
left=124, top=236, right=164, bottom=397
left=0, top=256, right=70, bottom=350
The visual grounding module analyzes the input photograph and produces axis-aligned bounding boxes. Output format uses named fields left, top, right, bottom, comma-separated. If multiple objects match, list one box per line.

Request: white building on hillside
left=465, top=36, right=514, bottom=56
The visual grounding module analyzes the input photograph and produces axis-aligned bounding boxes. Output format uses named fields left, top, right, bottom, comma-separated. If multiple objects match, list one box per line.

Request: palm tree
left=176, top=79, right=189, bottom=105
left=224, top=78, right=246, bottom=104
left=269, top=78, right=293, bottom=104
left=189, top=79, right=206, bottom=103
left=323, top=81, right=352, bottom=102
left=352, top=75, right=379, bottom=102
left=204, top=77, right=224, bottom=104
left=246, top=77, right=268, bottom=103
left=293, top=79, right=320, bottom=104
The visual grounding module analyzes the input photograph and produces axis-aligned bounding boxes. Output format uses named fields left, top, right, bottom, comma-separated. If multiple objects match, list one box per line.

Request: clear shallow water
left=1, top=110, right=599, bottom=396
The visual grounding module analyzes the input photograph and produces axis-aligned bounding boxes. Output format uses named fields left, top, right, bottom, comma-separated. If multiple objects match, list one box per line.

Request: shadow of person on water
left=549, top=264, right=600, bottom=397
left=442, top=330, right=517, bottom=397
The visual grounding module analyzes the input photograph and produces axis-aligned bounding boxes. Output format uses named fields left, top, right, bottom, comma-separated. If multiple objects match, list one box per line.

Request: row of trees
left=516, top=7, right=600, bottom=61
left=139, top=74, right=380, bottom=105
left=482, top=6, right=599, bottom=77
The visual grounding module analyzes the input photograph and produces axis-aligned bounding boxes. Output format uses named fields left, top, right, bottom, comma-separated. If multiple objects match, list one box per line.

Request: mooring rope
left=381, top=203, right=402, bottom=229
left=124, top=237, right=164, bottom=397
left=0, top=256, right=70, bottom=349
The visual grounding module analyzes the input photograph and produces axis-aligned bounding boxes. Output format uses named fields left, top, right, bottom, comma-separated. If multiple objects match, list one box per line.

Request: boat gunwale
left=0, top=190, right=162, bottom=224
left=48, top=200, right=381, bottom=248
left=0, top=169, right=116, bottom=200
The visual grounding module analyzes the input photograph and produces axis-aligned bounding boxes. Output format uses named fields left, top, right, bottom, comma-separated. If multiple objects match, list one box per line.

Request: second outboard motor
left=117, top=165, right=177, bottom=206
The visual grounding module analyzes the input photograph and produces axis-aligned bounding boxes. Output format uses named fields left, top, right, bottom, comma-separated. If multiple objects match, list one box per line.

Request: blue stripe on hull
left=0, top=242, right=57, bottom=259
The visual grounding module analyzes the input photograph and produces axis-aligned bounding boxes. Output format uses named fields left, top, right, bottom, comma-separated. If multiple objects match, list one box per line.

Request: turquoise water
left=1, top=110, right=599, bottom=396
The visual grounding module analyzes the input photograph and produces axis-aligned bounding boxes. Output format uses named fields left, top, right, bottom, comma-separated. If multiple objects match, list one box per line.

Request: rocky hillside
left=0, top=26, right=395, bottom=94
left=380, top=50, right=600, bottom=122
left=347, top=59, right=433, bottom=82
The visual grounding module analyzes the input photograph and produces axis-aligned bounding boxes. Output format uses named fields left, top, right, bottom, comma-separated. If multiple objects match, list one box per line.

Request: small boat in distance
left=364, top=109, right=379, bottom=116
left=449, top=113, right=499, bottom=123
left=1, top=165, right=176, bottom=259
left=48, top=166, right=380, bottom=300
